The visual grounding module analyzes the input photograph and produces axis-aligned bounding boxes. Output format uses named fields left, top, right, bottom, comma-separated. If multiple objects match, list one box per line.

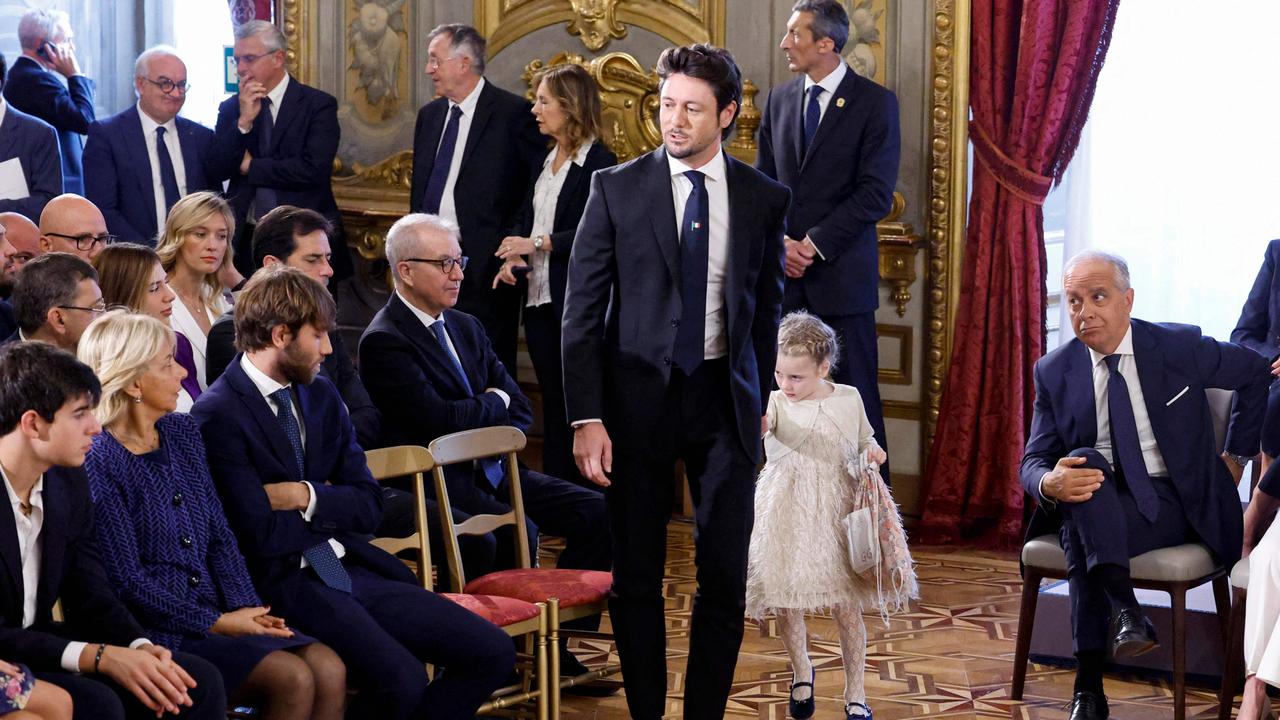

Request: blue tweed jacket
left=85, top=413, right=261, bottom=649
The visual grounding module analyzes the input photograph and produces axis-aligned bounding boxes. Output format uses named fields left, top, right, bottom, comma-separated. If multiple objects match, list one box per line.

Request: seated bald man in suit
left=1021, top=249, right=1267, bottom=720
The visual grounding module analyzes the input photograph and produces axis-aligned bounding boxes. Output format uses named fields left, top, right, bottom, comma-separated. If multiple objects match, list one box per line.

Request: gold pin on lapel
left=835, top=97, right=846, bottom=108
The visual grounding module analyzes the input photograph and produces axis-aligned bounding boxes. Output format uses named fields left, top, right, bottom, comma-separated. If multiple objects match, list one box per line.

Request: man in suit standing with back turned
left=409, top=23, right=543, bottom=376
left=1020, top=249, right=1267, bottom=719
left=756, top=0, right=900, bottom=480
left=563, top=44, right=791, bottom=719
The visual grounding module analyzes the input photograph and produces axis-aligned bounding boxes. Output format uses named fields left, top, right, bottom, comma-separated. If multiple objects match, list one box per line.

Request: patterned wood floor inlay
left=552, top=519, right=1230, bottom=718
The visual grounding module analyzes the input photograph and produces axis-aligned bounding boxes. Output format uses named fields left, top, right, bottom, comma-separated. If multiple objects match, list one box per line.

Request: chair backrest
left=364, top=445, right=434, bottom=591
left=428, top=426, right=529, bottom=593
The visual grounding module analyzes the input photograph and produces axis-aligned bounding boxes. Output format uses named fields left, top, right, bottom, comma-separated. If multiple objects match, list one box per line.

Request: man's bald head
left=38, top=194, right=109, bottom=260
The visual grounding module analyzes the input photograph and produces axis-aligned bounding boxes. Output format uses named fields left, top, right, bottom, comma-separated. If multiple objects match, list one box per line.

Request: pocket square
left=1166, top=386, right=1189, bottom=406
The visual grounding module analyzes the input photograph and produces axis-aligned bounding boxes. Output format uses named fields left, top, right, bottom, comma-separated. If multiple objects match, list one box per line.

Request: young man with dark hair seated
left=191, top=266, right=514, bottom=719
left=0, top=341, right=226, bottom=719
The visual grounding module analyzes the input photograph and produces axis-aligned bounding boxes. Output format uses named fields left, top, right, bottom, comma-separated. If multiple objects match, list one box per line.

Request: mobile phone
left=37, top=41, right=52, bottom=60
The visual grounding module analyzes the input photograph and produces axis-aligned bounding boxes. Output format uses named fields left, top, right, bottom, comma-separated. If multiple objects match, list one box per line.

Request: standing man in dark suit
left=84, top=46, right=219, bottom=246
left=1020, top=250, right=1267, bottom=719
left=410, top=23, right=544, bottom=375
left=3, top=10, right=94, bottom=196
left=0, top=342, right=226, bottom=719
left=0, top=54, right=63, bottom=222
left=757, top=0, right=900, bottom=479
left=211, top=20, right=346, bottom=281
left=563, top=45, right=790, bottom=718
left=192, top=267, right=514, bottom=720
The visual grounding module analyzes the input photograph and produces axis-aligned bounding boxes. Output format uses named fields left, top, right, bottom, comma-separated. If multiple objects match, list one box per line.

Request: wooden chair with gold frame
left=364, top=445, right=550, bottom=719
left=426, top=427, right=620, bottom=719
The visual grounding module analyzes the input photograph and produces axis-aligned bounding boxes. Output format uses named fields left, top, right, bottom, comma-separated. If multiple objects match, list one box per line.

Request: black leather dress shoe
left=1112, top=606, right=1158, bottom=658
left=1066, top=690, right=1109, bottom=720
left=788, top=668, right=815, bottom=719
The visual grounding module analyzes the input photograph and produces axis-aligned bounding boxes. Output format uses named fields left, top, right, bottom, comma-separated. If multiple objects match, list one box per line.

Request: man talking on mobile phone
left=3, top=9, right=96, bottom=196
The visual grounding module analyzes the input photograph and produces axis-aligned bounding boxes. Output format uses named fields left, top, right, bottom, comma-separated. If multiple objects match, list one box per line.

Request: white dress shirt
left=526, top=140, right=593, bottom=307
left=436, top=78, right=485, bottom=226
left=1087, top=325, right=1169, bottom=477
left=803, top=61, right=847, bottom=127
left=239, top=354, right=346, bottom=566
left=395, top=291, right=509, bottom=407
left=238, top=72, right=288, bottom=133
left=667, top=149, right=729, bottom=360
left=2, top=468, right=149, bottom=670
left=136, top=104, right=189, bottom=238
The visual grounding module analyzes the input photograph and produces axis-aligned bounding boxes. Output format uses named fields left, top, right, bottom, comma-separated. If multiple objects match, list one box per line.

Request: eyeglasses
left=143, top=76, right=190, bottom=95
left=56, top=300, right=109, bottom=315
left=404, top=256, right=468, bottom=273
left=233, top=51, right=279, bottom=67
left=425, top=56, right=460, bottom=71
left=44, top=232, right=117, bottom=251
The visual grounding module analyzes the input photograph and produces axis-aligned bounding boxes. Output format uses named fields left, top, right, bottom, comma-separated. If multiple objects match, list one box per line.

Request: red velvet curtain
left=918, top=0, right=1120, bottom=548
left=229, top=0, right=273, bottom=26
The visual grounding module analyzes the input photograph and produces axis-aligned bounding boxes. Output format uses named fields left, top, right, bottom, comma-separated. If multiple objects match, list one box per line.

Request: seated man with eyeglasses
left=84, top=46, right=219, bottom=248
left=37, top=194, right=113, bottom=261
left=6, top=252, right=104, bottom=350
left=359, top=214, right=612, bottom=682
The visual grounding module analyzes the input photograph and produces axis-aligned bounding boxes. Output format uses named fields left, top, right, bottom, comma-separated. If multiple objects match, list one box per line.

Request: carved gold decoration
left=334, top=151, right=414, bottom=192
left=845, top=0, right=888, bottom=86
left=477, top=0, right=725, bottom=57
left=346, top=0, right=409, bottom=122
left=279, top=0, right=310, bottom=84
left=876, top=191, right=923, bottom=319
left=876, top=324, right=913, bottom=386
left=725, top=78, right=760, bottom=165
left=567, top=0, right=627, bottom=51
left=925, top=0, right=971, bottom=450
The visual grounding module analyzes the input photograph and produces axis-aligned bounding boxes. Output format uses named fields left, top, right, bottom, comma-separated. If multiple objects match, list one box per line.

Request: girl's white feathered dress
left=745, top=382, right=914, bottom=618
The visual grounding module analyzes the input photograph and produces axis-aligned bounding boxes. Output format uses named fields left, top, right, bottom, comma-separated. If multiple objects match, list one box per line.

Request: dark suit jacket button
left=172, top=492, right=183, bottom=506
left=180, top=536, right=193, bottom=549
left=188, top=575, right=200, bottom=587
left=663, top=356, right=671, bottom=365
left=671, top=318, right=680, bottom=327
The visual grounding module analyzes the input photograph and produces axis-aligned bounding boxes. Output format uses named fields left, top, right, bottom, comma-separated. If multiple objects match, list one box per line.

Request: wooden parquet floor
left=548, top=519, right=1232, bottom=719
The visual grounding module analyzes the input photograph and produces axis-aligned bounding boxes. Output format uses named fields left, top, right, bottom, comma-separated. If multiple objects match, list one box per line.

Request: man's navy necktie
left=429, top=321, right=504, bottom=488
left=802, top=85, right=823, bottom=158
left=422, top=105, right=463, bottom=215
left=253, top=97, right=277, bottom=221
left=155, top=126, right=180, bottom=212
left=269, top=388, right=352, bottom=592
left=672, top=170, right=709, bottom=374
left=1103, top=354, right=1159, bottom=522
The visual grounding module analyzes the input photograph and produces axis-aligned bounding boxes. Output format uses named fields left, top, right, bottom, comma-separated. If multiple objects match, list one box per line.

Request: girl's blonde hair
left=155, top=191, right=236, bottom=301
left=777, top=310, right=840, bottom=375
left=77, top=311, right=175, bottom=426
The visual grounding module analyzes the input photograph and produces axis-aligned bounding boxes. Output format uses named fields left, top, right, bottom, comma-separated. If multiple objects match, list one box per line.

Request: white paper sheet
left=0, top=158, right=29, bottom=200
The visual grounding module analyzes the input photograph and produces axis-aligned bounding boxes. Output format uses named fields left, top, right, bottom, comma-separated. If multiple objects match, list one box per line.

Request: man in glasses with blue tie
left=756, top=0, right=900, bottom=483
left=1021, top=249, right=1269, bottom=720
left=83, top=46, right=220, bottom=247
left=192, top=266, right=515, bottom=720
left=562, top=44, right=791, bottom=719
left=409, top=24, right=543, bottom=378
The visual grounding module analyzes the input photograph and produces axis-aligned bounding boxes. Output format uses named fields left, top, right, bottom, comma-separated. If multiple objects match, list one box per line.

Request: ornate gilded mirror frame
left=925, top=0, right=969, bottom=450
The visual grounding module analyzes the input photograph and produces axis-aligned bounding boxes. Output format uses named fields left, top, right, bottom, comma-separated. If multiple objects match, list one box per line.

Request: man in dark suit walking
left=0, top=342, right=225, bottom=719
left=83, top=47, right=219, bottom=246
left=1021, top=250, right=1267, bottom=719
left=211, top=20, right=346, bottom=281
left=3, top=10, right=94, bottom=196
left=756, top=0, right=900, bottom=479
left=192, top=267, right=513, bottom=720
left=0, top=53, right=62, bottom=221
left=563, top=44, right=791, bottom=719
left=409, top=23, right=544, bottom=375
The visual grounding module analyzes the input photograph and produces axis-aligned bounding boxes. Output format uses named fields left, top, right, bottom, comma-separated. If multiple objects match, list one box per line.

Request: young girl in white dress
left=747, top=311, right=916, bottom=720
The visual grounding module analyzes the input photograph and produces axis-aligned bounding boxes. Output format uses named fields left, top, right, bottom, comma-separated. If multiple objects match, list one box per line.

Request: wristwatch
left=533, top=235, right=545, bottom=250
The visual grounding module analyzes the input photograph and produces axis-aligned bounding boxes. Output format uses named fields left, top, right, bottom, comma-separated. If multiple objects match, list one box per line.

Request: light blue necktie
left=429, top=321, right=505, bottom=489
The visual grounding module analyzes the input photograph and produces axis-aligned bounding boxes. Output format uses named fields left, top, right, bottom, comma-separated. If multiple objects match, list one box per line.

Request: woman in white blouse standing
left=494, top=64, right=616, bottom=485
left=156, top=191, right=244, bottom=393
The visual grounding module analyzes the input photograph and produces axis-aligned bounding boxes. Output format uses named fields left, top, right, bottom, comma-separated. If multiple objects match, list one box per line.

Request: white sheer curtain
left=1052, top=0, right=1280, bottom=346
left=172, top=0, right=234, bottom=128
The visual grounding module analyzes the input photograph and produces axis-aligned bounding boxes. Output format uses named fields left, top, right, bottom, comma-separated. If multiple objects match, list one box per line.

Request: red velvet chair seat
left=442, top=593, right=541, bottom=627
left=464, top=569, right=613, bottom=609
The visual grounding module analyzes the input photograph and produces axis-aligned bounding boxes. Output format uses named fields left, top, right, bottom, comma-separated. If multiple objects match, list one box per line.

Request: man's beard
left=279, top=340, right=320, bottom=385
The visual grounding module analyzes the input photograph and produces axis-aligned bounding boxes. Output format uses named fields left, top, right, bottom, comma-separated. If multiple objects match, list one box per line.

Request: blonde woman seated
left=93, top=243, right=201, bottom=411
left=155, top=192, right=243, bottom=392
left=78, top=312, right=345, bottom=720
